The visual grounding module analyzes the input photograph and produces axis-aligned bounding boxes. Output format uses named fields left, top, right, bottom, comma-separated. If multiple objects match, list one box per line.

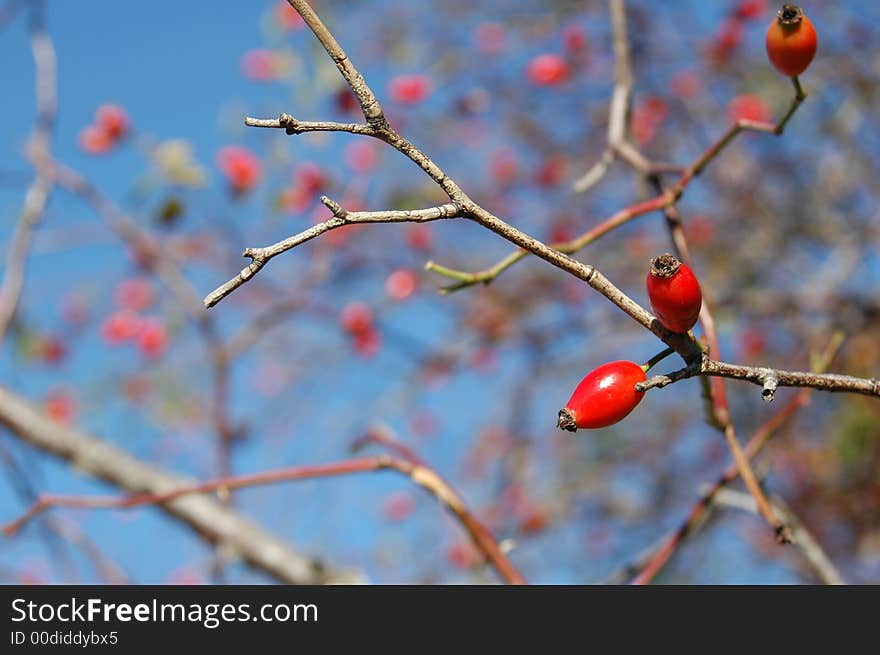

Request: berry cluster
left=557, top=4, right=818, bottom=434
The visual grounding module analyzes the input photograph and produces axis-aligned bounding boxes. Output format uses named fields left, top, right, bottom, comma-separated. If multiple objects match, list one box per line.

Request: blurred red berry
left=114, top=277, right=154, bottom=312
left=79, top=125, right=113, bottom=155
left=340, top=301, right=373, bottom=335
left=137, top=317, right=168, bottom=358
left=385, top=269, right=419, bottom=301
left=670, top=70, right=701, bottom=99
left=717, top=17, right=744, bottom=51
left=490, top=148, right=519, bottom=185
left=739, top=327, right=767, bottom=358
left=216, top=146, right=261, bottom=193
left=527, top=54, right=568, bottom=85
left=102, top=310, right=141, bottom=344
left=353, top=328, right=381, bottom=357
left=382, top=492, right=415, bottom=522
left=95, top=104, right=129, bottom=141
left=535, top=155, right=568, bottom=188
left=727, top=93, right=772, bottom=123
left=335, top=87, right=359, bottom=114
left=406, top=224, right=433, bottom=252
left=474, top=22, right=506, bottom=55
left=736, top=0, right=767, bottom=20
left=39, top=336, right=67, bottom=365
left=295, top=161, right=326, bottom=196
left=344, top=140, right=378, bottom=173
left=388, top=74, right=432, bottom=104
left=280, top=186, right=311, bottom=214
left=446, top=542, right=480, bottom=569
left=562, top=24, right=588, bottom=53
left=275, top=0, right=305, bottom=31
left=241, top=49, right=275, bottom=81
left=45, top=389, right=75, bottom=425
left=631, top=96, right=669, bottom=146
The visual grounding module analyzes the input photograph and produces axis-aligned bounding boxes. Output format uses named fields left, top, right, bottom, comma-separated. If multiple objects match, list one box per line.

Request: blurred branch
left=350, top=425, right=525, bottom=584
left=711, top=489, right=845, bottom=585
left=0, top=384, right=364, bottom=584
left=0, top=9, right=56, bottom=344
left=628, top=335, right=843, bottom=584
left=572, top=0, right=677, bottom=193
left=3, top=416, right=524, bottom=585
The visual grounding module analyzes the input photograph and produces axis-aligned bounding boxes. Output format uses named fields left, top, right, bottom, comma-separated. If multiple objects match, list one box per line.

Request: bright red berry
left=646, top=253, right=703, bottom=334
left=765, top=4, right=817, bottom=77
left=95, top=105, right=129, bottom=141
left=557, top=361, right=647, bottom=431
left=527, top=54, right=568, bottom=85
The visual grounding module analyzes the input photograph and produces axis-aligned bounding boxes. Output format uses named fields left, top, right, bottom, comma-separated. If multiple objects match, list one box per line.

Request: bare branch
left=629, top=336, right=843, bottom=584
left=245, top=112, right=375, bottom=136
left=712, top=489, right=845, bottom=585
left=3, top=419, right=524, bottom=585
left=0, top=383, right=363, bottom=584
left=204, top=199, right=463, bottom=308
left=0, top=11, right=56, bottom=343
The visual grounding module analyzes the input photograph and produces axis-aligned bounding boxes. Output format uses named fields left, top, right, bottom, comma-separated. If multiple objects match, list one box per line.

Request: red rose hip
left=646, top=253, right=702, bottom=334
left=765, top=4, right=817, bottom=77
left=557, top=360, right=647, bottom=431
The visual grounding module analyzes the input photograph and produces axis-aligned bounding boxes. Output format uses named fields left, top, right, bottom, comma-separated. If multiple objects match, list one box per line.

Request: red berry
left=79, top=125, right=113, bottom=155
left=45, top=389, right=75, bottom=425
left=558, top=361, right=647, bottom=431
left=385, top=268, right=419, bottom=301
left=406, top=224, right=433, bottom=252
left=344, top=140, right=378, bottom=173
left=114, top=277, right=154, bottom=312
left=474, top=22, right=506, bottom=55
left=736, top=0, right=767, bottom=21
left=241, top=49, right=276, bottom=81
left=353, top=328, right=381, bottom=357
left=95, top=105, right=129, bottom=141
left=727, top=93, right=772, bottom=123
left=527, top=54, right=568, bottom=85
left=101, top=310, right=141, bottom=344
left=137, top=317, right=167, bottom=358
left=216, top=146, right=261, bottom=193
left=39, top=336, right=67, bottom=365
left=294, top=161, right=326, bottom=196
left=382, top=491, right=415, bottom=522
left=340, top=301, right=373, bottom=335
left=765, top=4, right=817, bottom=77
left=388, top=74, right=432, bottom=104
left=274, top=0, right=305, bottom=31
left=646, top=253, right=703, bottom=334
left=562, top=24, right=588, bottom=53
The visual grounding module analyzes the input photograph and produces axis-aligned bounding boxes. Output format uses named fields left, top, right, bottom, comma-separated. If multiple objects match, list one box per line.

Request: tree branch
left=0, top=383, right=364, bottom=584
left=0, top=9, right=56, bottom=344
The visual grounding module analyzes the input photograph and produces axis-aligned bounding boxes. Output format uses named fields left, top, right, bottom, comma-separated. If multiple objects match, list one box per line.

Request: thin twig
left=3, top=452, right=525, bottom=585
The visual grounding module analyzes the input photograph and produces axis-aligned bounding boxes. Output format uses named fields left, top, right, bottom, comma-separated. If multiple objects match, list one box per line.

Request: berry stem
left=642, top=346, right=675, bottom=373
